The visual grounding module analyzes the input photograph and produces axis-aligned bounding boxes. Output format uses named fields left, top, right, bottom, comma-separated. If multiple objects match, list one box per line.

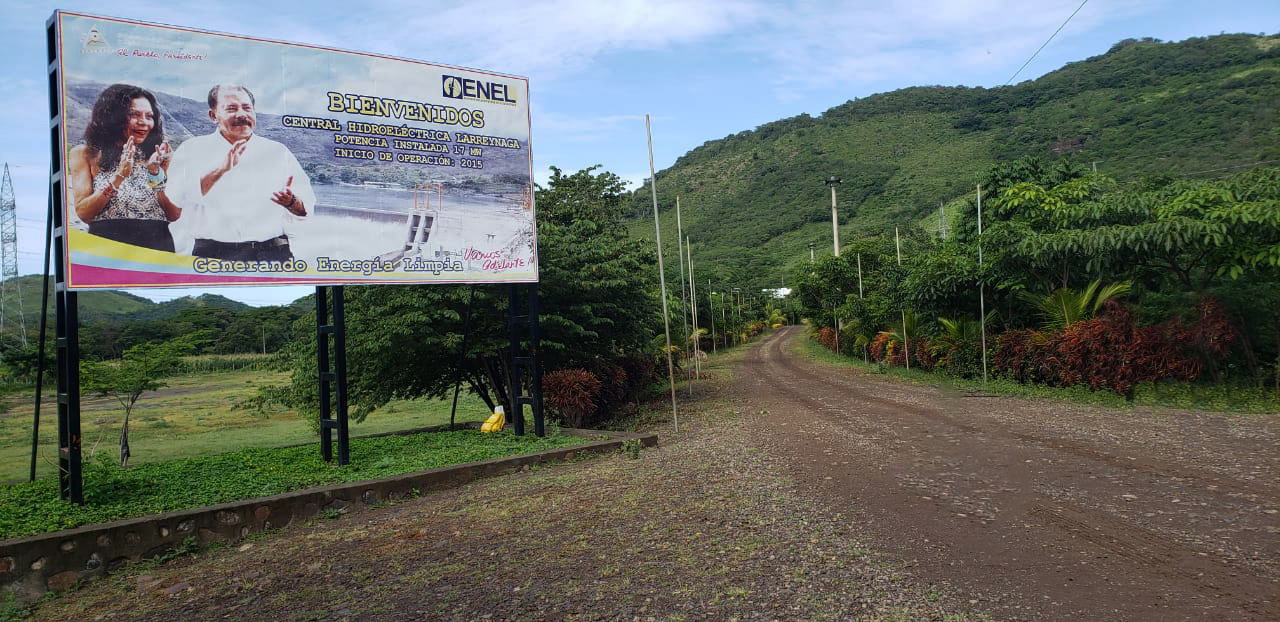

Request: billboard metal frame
left=48, top=13, right=84, bottom=503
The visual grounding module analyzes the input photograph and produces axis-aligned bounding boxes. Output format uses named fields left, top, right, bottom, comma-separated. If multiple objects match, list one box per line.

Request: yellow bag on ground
left=481, top=406, right=506, bottom=433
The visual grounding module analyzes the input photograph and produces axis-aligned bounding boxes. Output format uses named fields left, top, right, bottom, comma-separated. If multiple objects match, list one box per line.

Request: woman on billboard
left=69, top=83, right=181, bottom=252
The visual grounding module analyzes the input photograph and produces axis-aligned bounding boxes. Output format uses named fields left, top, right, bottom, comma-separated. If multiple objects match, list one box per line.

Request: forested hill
left=626, top=33, right=1280, bottom=293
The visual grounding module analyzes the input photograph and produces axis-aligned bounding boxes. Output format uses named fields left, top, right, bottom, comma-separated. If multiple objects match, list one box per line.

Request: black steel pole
left=529, top=284, right=543, bottom=437
left=333, top=286, right=349, bottom=466
left=508, top=285, right=525, bottom=436
left=30, top=189, right=53, bottom=481
left=448, top=286, right=476, bottom=431
left=317, top=286, right=331, bottom=462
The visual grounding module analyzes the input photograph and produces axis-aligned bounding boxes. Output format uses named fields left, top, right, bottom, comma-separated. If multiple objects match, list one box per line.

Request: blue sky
left=3, top=0, right=1278, bottom=306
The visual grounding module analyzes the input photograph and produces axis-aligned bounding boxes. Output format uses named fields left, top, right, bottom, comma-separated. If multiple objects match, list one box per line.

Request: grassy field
left=0, top=367, right=494, bottom=483
left=0, top=426, right=586, bottom=539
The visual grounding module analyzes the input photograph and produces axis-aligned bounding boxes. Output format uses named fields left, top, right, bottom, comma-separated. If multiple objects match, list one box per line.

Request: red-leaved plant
left=995, top=298, right=1235, bottom=398
left=869, top=332, right=892, bottom=362
left=816, top=327, right=838, bottom=352
left=542, top=369, right=602, bottom=428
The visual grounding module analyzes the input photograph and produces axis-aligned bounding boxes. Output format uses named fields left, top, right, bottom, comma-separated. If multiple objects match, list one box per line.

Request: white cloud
left=337, top=0, right=766, bottom=79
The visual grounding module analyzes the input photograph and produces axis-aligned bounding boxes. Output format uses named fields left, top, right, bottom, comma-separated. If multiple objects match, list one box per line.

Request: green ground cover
left=0, top=426, right=586, bottom=540
left=0, top=365, right=494, bottom=482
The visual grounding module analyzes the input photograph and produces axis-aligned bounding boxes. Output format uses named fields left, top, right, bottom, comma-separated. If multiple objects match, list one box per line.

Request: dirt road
left=19, top=327, right=1278, bottom=621
left=742, top=327, right=1279, bottom=620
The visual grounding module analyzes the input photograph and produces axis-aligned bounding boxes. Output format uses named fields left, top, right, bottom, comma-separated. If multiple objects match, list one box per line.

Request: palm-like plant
left=1018, top=279, right=1132, bottom=331
left=878, top=309, right=919, bottom=349
left=937, top=310, right=997, bottom=344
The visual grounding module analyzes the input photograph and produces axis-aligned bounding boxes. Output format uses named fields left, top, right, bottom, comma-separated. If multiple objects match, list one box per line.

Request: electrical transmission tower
left=0, top=164, right=26, bottom=345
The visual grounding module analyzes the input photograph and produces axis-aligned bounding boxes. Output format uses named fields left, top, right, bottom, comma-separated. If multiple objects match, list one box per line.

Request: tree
left=80, top=340, right=190, bottom=466
left=1006, top=168, right=1280, bottom=294
left=256, top=165, right=660, bottom=422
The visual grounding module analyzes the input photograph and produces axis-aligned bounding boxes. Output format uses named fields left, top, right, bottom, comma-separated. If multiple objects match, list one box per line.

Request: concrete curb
left=1, top=427, right=657, bottom=601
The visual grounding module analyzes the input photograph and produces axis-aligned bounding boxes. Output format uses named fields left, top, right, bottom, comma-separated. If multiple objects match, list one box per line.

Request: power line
left=1004, top=0, right=1090, bottom=86
left=1179, top=159, right=1280, bottom=177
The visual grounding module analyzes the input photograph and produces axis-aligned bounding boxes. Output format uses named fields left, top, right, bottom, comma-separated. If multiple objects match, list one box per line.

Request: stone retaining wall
left=1, top=428, right=656, bottom=602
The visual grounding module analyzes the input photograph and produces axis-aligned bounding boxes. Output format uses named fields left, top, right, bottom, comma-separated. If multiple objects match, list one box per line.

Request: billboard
left=50, top=11, right=536, bottom=289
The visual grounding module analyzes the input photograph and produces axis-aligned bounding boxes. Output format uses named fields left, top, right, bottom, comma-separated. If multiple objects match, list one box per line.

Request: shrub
left=913, top=338, right=937, bottom=371
left=994, top=299, right=1235, bottom=397
left=816, top=327, right=837, bottom=352
left=869, top=332, right=892, bottom=362
left=542, top=369, right=602, bottom=428
left=616, top=356, right=655, bottom=399
left=586, top=360, right=628, bottom=416
left=888, top=338, right=923, bottom=368
left=993, top=329, right=1053, bottom=384
left=931, top=339, right=982, bottom=378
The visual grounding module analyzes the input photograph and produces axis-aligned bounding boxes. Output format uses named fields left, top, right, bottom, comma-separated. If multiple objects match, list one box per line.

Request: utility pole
left=825, top=177, right=842, bottom=354
left=896, top=226, right=909, bottom=371
left=857, top=253, right=863, bottom=299
left=644, top=115, right=678, bottom=432
left=978, top=184, right=988, bottom=384
left=708, top=281, right=716, bottom=354
left=825, top=177, right=841, bottom=257
left=687, top=238, right=699, bottom=384
left=733, top=287, right=742, bottom=347
left=674, top=197, right=690, bottom=381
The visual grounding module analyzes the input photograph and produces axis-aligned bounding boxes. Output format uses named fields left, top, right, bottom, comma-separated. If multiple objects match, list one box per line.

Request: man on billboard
left=167, top=84, right=315, bottom=261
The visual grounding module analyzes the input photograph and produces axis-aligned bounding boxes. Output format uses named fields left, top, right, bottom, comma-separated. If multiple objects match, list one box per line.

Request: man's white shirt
left=167, top=133, right=314, bottom=244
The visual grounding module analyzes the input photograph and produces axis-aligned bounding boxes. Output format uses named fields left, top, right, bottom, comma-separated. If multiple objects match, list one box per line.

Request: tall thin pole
left=978, top=184, right=988, bottom=384
left=896, top=227, right=910, bottom=371
left=857, top=254, right=863, bottom=299
left=646, top=115, right=679, bottom=432
left=857, top=252, right=865, bottom=361
left=734, top=288, right=742, bottom=346
left=826, top=179, right=843, bottom=350
left=448, top=286, right=475, bottom=431
left=30, top=182, right=53, bottom=482
left=674, top=197, right=690, bottom=382
left=830, top=184, right=840, bottom=256
left=688, top=237, right=699, bottom=381
left=721, top=303, right=727, bottom=347
left=708, top=280, right=716, bottom=354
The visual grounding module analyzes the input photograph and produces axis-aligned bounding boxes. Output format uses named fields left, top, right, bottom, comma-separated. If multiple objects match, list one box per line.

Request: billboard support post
left=317, top=286, right=350, bottom=464
left=47, top=14, right=84, bottom=504
left=507, top=284, right=543, bottom=437
left=54, top=289, right=82, bottom=502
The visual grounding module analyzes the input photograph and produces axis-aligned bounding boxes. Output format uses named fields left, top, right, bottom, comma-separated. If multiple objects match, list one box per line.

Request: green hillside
left=627, top=34, right=1280, bottom=293
left=0, top=274, right=254, bottom=326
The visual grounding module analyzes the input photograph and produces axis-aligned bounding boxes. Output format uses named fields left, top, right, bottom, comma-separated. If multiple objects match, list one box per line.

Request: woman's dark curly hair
left=82, top=83, right=163, bottom=173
